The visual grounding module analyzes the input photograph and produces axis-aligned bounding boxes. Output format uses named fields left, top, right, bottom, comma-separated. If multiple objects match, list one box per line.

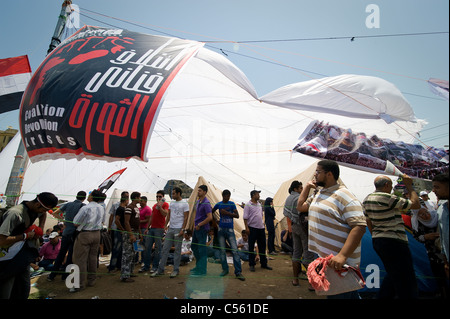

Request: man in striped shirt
left=297, top=160, right=366, bottom=299
left=363, top=174, right=420, bottom=299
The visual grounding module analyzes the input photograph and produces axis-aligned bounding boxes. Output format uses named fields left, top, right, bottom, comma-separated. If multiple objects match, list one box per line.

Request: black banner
left=19, top=26, right=203, bottom=162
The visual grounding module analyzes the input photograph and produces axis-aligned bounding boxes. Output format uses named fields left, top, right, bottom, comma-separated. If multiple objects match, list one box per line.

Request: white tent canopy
left=16, top=44, right=426, bottom=206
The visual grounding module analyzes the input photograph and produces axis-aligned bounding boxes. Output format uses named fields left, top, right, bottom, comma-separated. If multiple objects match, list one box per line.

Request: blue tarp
left=359, top=228, right=438, bottom=293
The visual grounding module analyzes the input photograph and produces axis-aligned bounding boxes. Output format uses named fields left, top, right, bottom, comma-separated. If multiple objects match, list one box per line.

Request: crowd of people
left=0, top=159, right=448, bottom=299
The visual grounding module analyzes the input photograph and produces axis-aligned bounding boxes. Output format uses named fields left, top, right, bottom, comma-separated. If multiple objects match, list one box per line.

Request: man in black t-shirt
left=118, top=191, right=141, bottom=282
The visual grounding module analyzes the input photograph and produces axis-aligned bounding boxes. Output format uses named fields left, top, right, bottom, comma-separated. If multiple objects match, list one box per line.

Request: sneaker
left=249, top=265, right=255, bottom=272
left=150, top=271, right=163, bottom=277
left=235, top=273, right=246, bottom=281
left=69, top=287, right=80, bottom=293
left=261, top=265, right=273, bottom=270
left=170, top=271, right=179, bottom=278
left=138, top=267, right=149, bottom=273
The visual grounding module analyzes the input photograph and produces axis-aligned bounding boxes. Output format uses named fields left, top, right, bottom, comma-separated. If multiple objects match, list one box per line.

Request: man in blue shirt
left=47, top=191, right=86, bottom=281
left=213, top=190, right=245, bottom=281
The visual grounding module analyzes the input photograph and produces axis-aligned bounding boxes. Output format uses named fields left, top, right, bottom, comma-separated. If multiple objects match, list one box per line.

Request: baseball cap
left=250, top=190, right=261, bottom=197
left=419, top=191, right=428, bottom=196
left=49, top=232, right=59, bottom=239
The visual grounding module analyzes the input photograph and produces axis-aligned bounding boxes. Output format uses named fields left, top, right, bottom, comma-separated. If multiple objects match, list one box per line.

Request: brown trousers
left=73, top=230, right=100, bottom=288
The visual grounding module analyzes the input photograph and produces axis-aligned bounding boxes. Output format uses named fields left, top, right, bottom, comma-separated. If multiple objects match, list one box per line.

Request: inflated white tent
left=15, top=42, right=426, bottom=209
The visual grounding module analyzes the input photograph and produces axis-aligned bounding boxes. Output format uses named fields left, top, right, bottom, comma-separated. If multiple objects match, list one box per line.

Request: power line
left=203, top=31, right=449, bottom=44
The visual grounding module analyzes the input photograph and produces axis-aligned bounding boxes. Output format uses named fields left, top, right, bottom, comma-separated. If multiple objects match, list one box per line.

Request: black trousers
left=248, top=227, right=267, bottom=267
left=373, top=237, right=418, bottom=299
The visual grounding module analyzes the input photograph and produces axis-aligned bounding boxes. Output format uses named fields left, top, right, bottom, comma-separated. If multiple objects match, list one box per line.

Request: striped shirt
left=363, top=192, right=411, bottom=243
left=307, top=184, right=366, bottom=267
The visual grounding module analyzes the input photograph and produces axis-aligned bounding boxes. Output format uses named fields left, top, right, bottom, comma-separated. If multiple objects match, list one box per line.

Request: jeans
left=157, top=228, right=183, bottom=273
left=48, top=233, right=75, bottom=279
left=373, top=237, right=418, bottom=299
left=108, top=229, right=123, bottom=271
left=143, top=228, right=164, bottom=270
left=38, top=259, right=55, bottom=271
left=248, top=227, right=267, bottom=267
left=218, top=227, right=242, bottom=275
left=192, top=227, right=208, bottom=274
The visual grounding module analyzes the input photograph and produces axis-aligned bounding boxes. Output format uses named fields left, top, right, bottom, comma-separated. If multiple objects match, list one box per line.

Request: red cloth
left=25, top=224, right=43, bottom=237
left=402, top=214, right=412, bottom=229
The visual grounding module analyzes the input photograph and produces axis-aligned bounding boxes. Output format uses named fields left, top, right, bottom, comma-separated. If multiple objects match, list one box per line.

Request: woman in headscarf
left=264, top=197, right=276, bottom=255
left=412, top=206, right=448, bottom=297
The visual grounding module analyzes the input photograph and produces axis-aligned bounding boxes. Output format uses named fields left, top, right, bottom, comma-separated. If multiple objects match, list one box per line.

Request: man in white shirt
left=152, top=187, right=189, bottom=278
left=72, top=189, right=105, bottom=292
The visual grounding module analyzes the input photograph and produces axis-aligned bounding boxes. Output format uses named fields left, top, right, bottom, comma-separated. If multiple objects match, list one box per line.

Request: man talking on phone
left=297, top=160, right=366, bottom=299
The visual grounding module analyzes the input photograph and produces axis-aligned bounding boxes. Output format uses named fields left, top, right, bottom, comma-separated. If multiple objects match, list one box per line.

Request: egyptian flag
left=428, top=78, right=449, bottom=100
left=0, top=55, right=32, bottom=115
left=97, top=168, right=127, bottom=193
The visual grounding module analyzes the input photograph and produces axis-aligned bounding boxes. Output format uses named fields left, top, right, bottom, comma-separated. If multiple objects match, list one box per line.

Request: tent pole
left=4, top=0, right=73, bottom=207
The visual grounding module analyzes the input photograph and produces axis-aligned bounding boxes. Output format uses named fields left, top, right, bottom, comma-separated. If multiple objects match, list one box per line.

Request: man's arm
left=403, top=175, right=421, bottom=209
left=178, top=210, right=189, bottom=237
left=124, top=213, right=136, bottom=242
left=196, top=212, right=212, bottom=230
left=297, top=181, right=316, bottom=213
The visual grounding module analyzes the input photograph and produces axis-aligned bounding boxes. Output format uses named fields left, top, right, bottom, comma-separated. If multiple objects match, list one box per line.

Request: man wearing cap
left=0, top=192, right=58, bottom=299
left=420, top=190, right=437, bottom=212
left=243, top=190, right=272, bottom=272
left=38, top=232, right=61, bottom=271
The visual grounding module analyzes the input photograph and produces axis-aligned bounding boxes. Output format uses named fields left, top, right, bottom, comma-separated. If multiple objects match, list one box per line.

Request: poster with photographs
left=293, top=120, right=449, bottom=180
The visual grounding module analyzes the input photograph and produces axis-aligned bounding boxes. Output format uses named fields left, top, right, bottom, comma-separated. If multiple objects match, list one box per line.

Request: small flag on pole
left=97, top=168, right=127, bottom=193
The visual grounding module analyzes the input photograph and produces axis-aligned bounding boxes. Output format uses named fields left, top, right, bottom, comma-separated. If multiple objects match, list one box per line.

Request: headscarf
left=264, top=197, right=276, bottom=220
left=411, top=206, right=438, bottom=232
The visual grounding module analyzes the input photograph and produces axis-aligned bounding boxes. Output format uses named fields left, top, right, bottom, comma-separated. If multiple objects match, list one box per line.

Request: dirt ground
left=30, top=252, right=326, bottom=300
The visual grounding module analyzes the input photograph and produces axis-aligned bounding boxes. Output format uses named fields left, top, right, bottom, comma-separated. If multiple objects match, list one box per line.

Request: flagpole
left=4, top=0, right=73, bottom=207
left=48, top=0, right=73, bottom=54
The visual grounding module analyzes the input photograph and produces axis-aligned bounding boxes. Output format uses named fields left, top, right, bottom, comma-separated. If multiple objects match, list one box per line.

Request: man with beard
left=297, top=160, right=366, bottom=299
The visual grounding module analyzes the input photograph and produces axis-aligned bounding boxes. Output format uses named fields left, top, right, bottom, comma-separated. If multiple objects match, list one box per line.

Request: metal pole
left=4, top=0, right=73, bottom=207
left=47, top=0, right=73, bottom=55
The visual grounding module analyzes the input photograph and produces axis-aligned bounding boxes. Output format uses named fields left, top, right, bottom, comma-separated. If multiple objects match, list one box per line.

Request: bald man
left=363, top=174, right=420, bottom=299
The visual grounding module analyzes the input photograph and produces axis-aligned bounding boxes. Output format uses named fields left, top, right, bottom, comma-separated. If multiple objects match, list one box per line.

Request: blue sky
left=1, top=0, right=448, bottom=148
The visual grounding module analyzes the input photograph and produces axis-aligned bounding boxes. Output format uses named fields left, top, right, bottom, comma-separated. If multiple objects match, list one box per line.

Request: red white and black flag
left=97, top=168, right=127, bottom=193
left=19, top=26, right=203, bottom=162
left=0, top=55, right=32, bottom=115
